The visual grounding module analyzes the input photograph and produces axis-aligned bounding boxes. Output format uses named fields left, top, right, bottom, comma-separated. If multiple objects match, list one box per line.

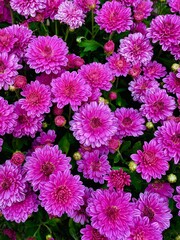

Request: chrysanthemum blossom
left=119, top=33, right=153, bottom=65
left=86, top=189, right=133, bottom=239
left=77, top=150, right=111, bottom=184
left=0, top=1, right=12, bottom=23
left=134, top=192, right=172, bottom=231
left=66, top=54, right=84, bottom=70
left=0, top=161, right=26, bottom=209
left=155, top=120, right=180, bottom=164
left=45, top=0, right=63, bottom=19
left=36, top=72, right=61, bottom=86
left=128, top=76, right=159, bottom=102
left=95, top=1, right=133, bottom=33
left=131, top=140, right=169, bottom=182
left=106, top=53, right=131, bottom=77
left=131, top=22, right=147, bottom=35
left=39, top=171, right=85, bottom=217
left=70, top=102, right=118, bottom=148
left=147, top=14, right=180, bottom=51
left=10, top=0, right=47, bottom=18
left=81, top=225, right=108, bottom=240
left=2, top=191, right=39, bottom=223
left=36, top=130, right=56, bottom=145
left=0, top=28, right=17, bottom=53
left=133, top=0, right=153, bottom=21
left=25, top=145, right=71, bottom=191
left=140, top=89, right=176, bottom=123
left=0, top=52, right=22, bottom=90
left=143, top=61, right=167, bottom=80
left=74, top=0, right=100, bottom=13
left=19, top=80, right=52, bottom=117
left=145, top=182, right=174, bottom=199
left=169, top=44, right=180, bottom=60
left=25, top=36, right=68, bottom=74
left=51, top=71, right=91, bottom=111
left=115, top=107, right=145, bottom=138
left=163, top=72, right=180, bottom=94
left=55, top=1, right=85, bottom=29
left=0, top=97, right=17, bottom=136
left=105, top=169, right=131, bottom=191
left=174, top=186, right=180, bottom=216
left=128, top=217, right=162, bottom=240
left=167, top=0, right=180, bottom=14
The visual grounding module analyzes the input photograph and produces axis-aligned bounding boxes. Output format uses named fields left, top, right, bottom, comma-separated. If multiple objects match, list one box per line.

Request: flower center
left=27, top=92, right=40, bottom=105
left=143, top=151, right=156, bottom=166
left=18, top=114, right=29, bottom=124
left=132, top=231, right=144, bottom=240
left=90, top=117, right=102, bottom=128
left=42, top=46, right=53, bottom=58
left=91, top=159, right=101, bottom=171
left=106, top=206, right=119, bottom=221
left=64, top=83, right=76, bottom=97
left=92, top=228, right=107, bottom=239
left=41, top=162, right=55, bottom=176
left=0, top=61, right=5, bottom=74
left=55, top=185, right=71, bottom=204
left=153, top=101, right=164, bottom=110
left=1, top=179, right=11, bottom=190
left=143, top=206, right=154, bottom=220
left=122, top=117, right=132, bottom=126
left=171, top=133, right=180, bottom=144
left=116, top=59, right=124, bottom=69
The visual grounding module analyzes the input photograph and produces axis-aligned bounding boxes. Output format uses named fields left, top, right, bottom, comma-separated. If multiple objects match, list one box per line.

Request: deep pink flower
left=86, top=189, right=133, bottom=239
left=134, top=192, right=172, bottom=231
left=0, top=28, right=17, bottom=53
left=39, top=171, right=85, bottom=217
left=25, top=36, right=68, bottom=74
left=145, top=182, right=174, bottom=199
left=66, top=54, right=84, bottom=70
left=163, top=72, right=180, bottom=94
left=143, top=61, right=167, bottom=80
left=36, top=130, right=56, bottom=145
left=140, top=88, right=176, bottom=123
left=2, top=190, right=39, bottom=223
left=104, top=40, right=115, bottom=55
left=106, top=53, right=131, bottom=77
left=169, top=44, right=180, bottom=60
left=95, top=1, right=133, bottom=33
left=0, top=1, right=11, bottom=23
left=155, top=120, right=180, bottom=164
left=174, top=186, right=180, bottom=216
left=129, top=63, right=142, bottom=78
left=25, top=145, right=71, bottom=191
left=55, top=1, right=85, bottom=29
left=167, top=0, right=180, bottom=13
left=0, top=52, right=22, bottom=90
left=11, top=152, right=25, bottom=166
left=147, top=14, right=180, bottom=51
left=51, top=71, right=91, bottom=111
left=74, top=0, right=100, bottom=12
left=19, top=80, right=52, bottom=117
left=115, top=107, right=145, bottom=138
left=0, top=97, right=17, bottom=136
left=133, top=0, right=153, bottom=21
left=70, top=102, right=118, bottom=148
left=36, top=72, right=61, bottom=86
left=131, top=140, right=169, bottom=182
left=77, top=150, right=111, bottom=184
left=131, top=22, right=147, bottom=35
left=3, top=229, right=16, bottom=240
left=119, top=33, right=153, bottom=65
left=45, top=0, right=63, bottom=19
left=0, top=161, right=26, bottom=209
left=14, top=75, right=27, bottom=89
left=10, top=0, right=47, bottom=18
left=81, top=225, right=108, bottom=240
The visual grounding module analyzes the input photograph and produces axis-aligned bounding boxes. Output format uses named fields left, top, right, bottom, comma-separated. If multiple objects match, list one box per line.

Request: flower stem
left=91, top=10, right=94, bottom=38
left=64, top=27, right=69, bottom=41
left=55, top=20, right=58, bottom=36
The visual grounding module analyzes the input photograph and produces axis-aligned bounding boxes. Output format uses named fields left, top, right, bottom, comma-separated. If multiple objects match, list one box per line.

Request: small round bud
left=14, top=75, right=27, bottom=89
left=11, top=151, right=25, bottom=166
left=9, top=85, right=16, bottom=91
left=109, top=91, right=117, bottom=101
left=108, top=137, right=121, bottom=152
left=167, top=174, right=177, bottom=183
left=98, top=97, right=109, bottom=104
left=175, top=235, right=180, bottom=240
left=171, top=63, right=180, bottom=72
left=46, top=235, right=54, bottom=240
left=129, top=161, right=137, bottom=172
left=53, top=105, right=63, bottom=116
left=104, top=40, right=115, bottom=56
left=146, top=121, right=154, bottom=129
left=42, top=122, right=48, bottom=128
left=73, top=152, right=82, bottom=160
left=54, top=115, right=66, bottom=127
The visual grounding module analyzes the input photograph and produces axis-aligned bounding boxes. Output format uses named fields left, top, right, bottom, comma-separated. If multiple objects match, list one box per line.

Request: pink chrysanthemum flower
left=51, top=71, right=91, bottom=111
left=128, top=217, right=162, bottom=240
left=155, top=120, right=180, bottom=164
left=131, top=140, right=169, bottom=182
left=105, top=169, right=131, bottom=191
left=106, top=53, right=131, bottom=77
left=36, top=130, right=56, bottom=145
left=45, top=0, right=63, bottom=19
left=140, top=89, right=176, bottom=123
left=0, top=161, right=26, bottom=209
left=143, top=61, right=167, bottom=80
left=70, top=102, right=118, bottom=148
left=55, top=1, right=85, bottom=29
left=115, top=107, right=145, bottom=138
left=163, top=72, right=180, bottom=94
left=0, top=28, right=17, bottom=53
left=174, top=186, right=180, bottom=216
left=39, top=171, right=85, bottom=217
left=2, top=190, right=39, bottom=223
left=25, top=36, right=68, bottom=74
left=19, top=80, right=52, bottom=117
left=81, top=225, right=108, bottom=240
left=6, top=24, right=33, bottom=59
left=0, top=1, right=12, bottom=23
left=169, top=44, right=180, bottom=60
left=77, top=150, right=111, bottom=184
left=167, top=0, right=180, bottom=14
left=0, top=97, right=17, bottom=136
left=131, top=22, right=147, bottom=35
left=87, top=189, right=133, bottom=239
left=119, top=0, right=140, bottom=6
left=95, top=1, right=133, bottom=33
left=74, top=0, right=100, bottom=12
left=13, top=102, right=43, bottom=138
left=0, top=52, right=22, bottom=90
left=147, top=14, right=180, bottom=51
left=133, top=0, right=153, bottom=21
left=134, top=192, right=172, bottom=231
left=10, top=0, right=47, bottom=18
left=66, top=53, right=84, bottom=70
left=119, top=33, right=153, bottom=65
left=145, top=182, right=174, bottom=199
left=128, top=76, right=159, bottom=102
left=177, top=68, right=180, bottom=78
left=69, top=187, right=94, bottom=224
left=36, top=72, right=61, bottom=86
left=25, top=145, right=71, bottom=191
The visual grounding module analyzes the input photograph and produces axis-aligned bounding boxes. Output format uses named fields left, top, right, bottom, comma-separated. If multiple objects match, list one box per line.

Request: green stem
left=10, top=7, right=14, bottom=24
left=115, top=77, right=119, bottom=88
left=33, top=225, right=41, bottom=237
left=91, top=10, right=94, bottom=38
left=43, top=223, right=52, bottom=235
left=64, top=27, right=69, bottom=41
left=42, top=23, right=49, bottom=36
left=55, top=20, right=58, bottom=36
left=109, top=32, right=114, bottom=40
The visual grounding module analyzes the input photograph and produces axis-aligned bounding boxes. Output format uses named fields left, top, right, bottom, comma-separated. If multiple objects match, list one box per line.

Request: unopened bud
left=104, top=40, right=115, bottom=56
left=175, top=235, right=180, bottom=240
left=53, top=105, right=63, bottom=116
left=98, top=97, right=109, bottom=104
left=9, top=85, right=16, bottom=91
left=14, top=75, right=27, bottom=89
left=146, top=121, right=154, bottom=129
left=54, top=115, right=66, bottom=127
left=46, top=235, right=54, bottom=240
left=109, top=91, right=117, bottom=101
left=11, top=151, right=25, bottom=166
left=42, top=122, right=48, bottom=128
left=167, top=173, right=177, bottom=183
left=171, top=63, right=179, bottom=72
left=129, top=161, right=137, bottom=172
left=73, top=152, right=82, bottom=160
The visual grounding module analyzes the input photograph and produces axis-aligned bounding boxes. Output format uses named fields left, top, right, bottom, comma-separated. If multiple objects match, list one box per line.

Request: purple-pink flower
left=145, top=182, right=174, bottom=199
left=163, top=72, right=180, bottom=94
left=81, top=225, right=108, bottom=240
left=143, top=61, right=167, bottom=80
left=174, top=186, right=180, bottom=216
left=133, top=0, right=153, bottom=21
left=167, top=0, right=180, bottom=14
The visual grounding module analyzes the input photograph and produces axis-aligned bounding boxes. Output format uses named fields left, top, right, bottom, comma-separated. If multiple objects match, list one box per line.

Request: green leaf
left=129, top=141, right=142, bottom=154
left=68, top=219, right=80, bottom=240
left=58, top=134, right=70, bottom=154
left=78, top=39, right=102, bottom=52
left=120, top=141, right=131, bottom=153
left=114, top=153, right=121, bottom=163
